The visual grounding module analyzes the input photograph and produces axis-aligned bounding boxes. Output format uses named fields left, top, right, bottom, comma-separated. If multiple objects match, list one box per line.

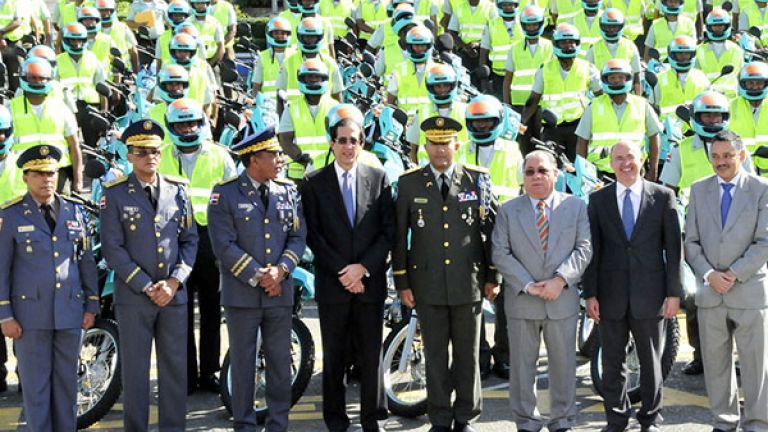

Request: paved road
left=0, top=304, right=726, bottom=431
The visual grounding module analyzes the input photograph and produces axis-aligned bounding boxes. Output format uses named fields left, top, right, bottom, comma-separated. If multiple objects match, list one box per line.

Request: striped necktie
left=536, top=199, right=549, bottom=253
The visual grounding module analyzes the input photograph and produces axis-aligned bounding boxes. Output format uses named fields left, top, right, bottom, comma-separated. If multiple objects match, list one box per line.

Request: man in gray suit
left=583, top=142, right=683, bottom=432
left=684, top=130, right=768, bottom=432
left=101, top=120, right=199, bottom=432
left=491, top=150, right=592, bottom=432
left=0, top=145, right=99, bottom=432
left=207, top=126, right=307, bottom=432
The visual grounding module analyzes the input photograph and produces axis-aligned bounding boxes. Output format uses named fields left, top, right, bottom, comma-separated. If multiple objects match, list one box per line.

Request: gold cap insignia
left=436, top=117, right=444, bottom=127
left=40, top=146, right=49, bottom=156
left=143, top=120, right=153, bottom=130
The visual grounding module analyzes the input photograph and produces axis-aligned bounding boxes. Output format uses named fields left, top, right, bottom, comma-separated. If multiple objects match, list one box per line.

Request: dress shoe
left=428, top=426, right=451, bottom=432
left=198, top=374, right=220, bottom=393
left=683, top=359, right=704, bottom=375
left=452, top=423, right=476, bottom=432
left=493, top=361, right=510, bottom=380
left=641, top=426, right=661, bottom=432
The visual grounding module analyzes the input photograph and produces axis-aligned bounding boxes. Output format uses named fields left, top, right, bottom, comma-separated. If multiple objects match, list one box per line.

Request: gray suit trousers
left=225, top=306, right=292, bottom=432
left=508, top=314, right=578, bottom=431
left=16, top=328, right=80, bottom=432
left=699, top=305, right=768, bottom=432
left=116, top=303, right=187, bottom=432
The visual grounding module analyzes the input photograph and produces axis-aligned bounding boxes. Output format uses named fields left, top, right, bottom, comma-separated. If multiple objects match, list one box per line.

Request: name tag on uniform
left=413, top=197, right=428, bottom=204
left=17, top=225, right=35, bottom=233
left=238, top=203, right=253, bottom=211
left=66, top=220, right=82, bottom=231
left=458, top=191, right=478, bottom=202
left=123, top=206, right=140, bottom=214
left=276, top=202, right=292, bottom=210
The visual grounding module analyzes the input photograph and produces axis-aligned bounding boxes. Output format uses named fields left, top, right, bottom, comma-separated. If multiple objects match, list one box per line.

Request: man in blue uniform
left=100, top=120, right=199, bottom=432
left=207, top=125, right=307, bottom=432
left=0, top=144, right=99, bottom=432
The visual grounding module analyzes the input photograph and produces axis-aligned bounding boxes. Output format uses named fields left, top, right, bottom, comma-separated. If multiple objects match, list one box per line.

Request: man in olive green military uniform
left=393, top=116, right=501, bottom=432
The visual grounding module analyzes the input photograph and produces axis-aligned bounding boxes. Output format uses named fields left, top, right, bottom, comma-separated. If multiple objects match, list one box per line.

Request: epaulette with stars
left=399, top=166, right=422, bottom=178
left=103, top=175, right=128, bottom=188
left=0, top=195, right=23, bottom=210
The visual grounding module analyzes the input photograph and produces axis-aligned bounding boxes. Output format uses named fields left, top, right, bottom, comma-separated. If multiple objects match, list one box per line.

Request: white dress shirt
left=334, top=161, right=357, bottom=204
left=430, top=163, right=456, bottom=190
left=615, top=178, right=643, bottom=223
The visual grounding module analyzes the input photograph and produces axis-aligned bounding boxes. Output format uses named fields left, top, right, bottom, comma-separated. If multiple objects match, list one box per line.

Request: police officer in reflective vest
left=159, top=98, right=237, bottom=393
left=156, top=0, right=193, bottom=69
left=100, top=120, right=199, bottom=432
left=149, top=64, right=191, bottom=142
left=189, top=0, right=225, bottom=66
left=585, top=8, right=642, bottom=94
left=731, top=62, right=768, bottom=176
left=0, top=144, right=99, bottom=431
left=78, top=6, right=114, bottom=70
left=386, top=24, right=435, bottom=119
left=447, top=0, right=497, bottom=85
left=98, top=0, right=140, bottom=73
left=479, top=0, right=523, bottom=99
left=252, top=16, right=295, bottom=98
left=207, top=125, right=307, bottom=432
left=650, top=36, right=709, bottom=128
left=643, top=0, right=696, bottom=62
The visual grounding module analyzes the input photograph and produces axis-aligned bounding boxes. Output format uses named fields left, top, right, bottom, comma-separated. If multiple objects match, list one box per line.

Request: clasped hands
left=146, top=278, right=181, bottom=307
left=528, top=276, right=567, bottom=301
left=708, top=269, right=737, bottom=295
left=259, top=266, right=287, bottom=297
left=339, top=264, right=367, bottom=294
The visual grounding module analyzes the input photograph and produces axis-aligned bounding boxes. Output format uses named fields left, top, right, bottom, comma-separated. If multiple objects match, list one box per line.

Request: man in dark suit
left=301, top=104, right=395, bottom=432
left=583, top=141, right=683, bottom=432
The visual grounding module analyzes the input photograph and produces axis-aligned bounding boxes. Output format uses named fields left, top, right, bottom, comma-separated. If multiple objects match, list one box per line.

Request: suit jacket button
left=155, top=232, right=161, bottom=238
left=55, top=283, right=61, bottom=289
left=444, top=259, right=451, bottom=265
left=52, top=236, right=57, bottom=242
left=264, top=218, right=270, bottom=224
left=265, top=233, right=271, bottom=239
left=443, top=241, right=449, bottom=247
left=443, top=206, right=448, bottom=212
left=157, top=247, right=164, bottom=253
left=154, top=216, right=161, bottom=223
left=266, top=248, right=272, bottom=254
left=158, top=262, right=165, bottom=269
left=443, top=223, right=449, bottom=229
left=54, top=251, right=60, bottom=257
left=21, top=295, right=26, bottom=300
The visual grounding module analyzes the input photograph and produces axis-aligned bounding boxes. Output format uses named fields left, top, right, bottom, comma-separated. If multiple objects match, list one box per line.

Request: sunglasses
left=524, top=167, right=551, bottom=177
left=132, top=148, right=161, bottom=158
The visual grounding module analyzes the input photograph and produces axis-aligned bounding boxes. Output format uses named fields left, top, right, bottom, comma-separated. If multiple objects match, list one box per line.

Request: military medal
left=130, top=224, right=136, bottom=231
left=465, top=207, right=474, bottom=226
left=26, top=245, right=33, bottom=253
left=417, top=209, right=425, bottom=228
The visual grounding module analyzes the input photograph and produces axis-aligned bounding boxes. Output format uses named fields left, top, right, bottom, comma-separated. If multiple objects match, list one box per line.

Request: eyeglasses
left=334, top=137, right=361, bottom=146
left=132, top=148, right=161, bottom=158
left=524, top=167, right=550, bottom=176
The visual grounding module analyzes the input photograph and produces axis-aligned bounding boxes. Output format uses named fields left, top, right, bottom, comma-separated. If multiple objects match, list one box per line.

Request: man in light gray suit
left=684, top=130, right=768, bottom=432
left=491, top=150, right=592, bottom=432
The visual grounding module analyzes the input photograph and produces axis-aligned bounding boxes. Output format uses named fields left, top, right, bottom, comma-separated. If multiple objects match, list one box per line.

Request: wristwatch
left=278, top=263, right=290, bottom=276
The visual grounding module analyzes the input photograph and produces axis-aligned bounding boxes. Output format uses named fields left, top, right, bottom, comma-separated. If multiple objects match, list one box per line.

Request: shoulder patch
left=216, top=176, right=239, bottom=186
left=0, top=195, right=24, bottom=210
left=164, top=175, right=190, bottom=185
left=104, top=175, right=128, bottom=188
left=399, top=166, right=422, bottom=178
left=463, top=163, right=489, bottom=174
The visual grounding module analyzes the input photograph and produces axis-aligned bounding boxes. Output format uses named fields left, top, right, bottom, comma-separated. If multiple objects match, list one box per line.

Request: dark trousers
left=417, top=302, right=482, bottom=427
left=1, top=40, right=20, bottom=92
left=490, top=72, right=505, bottom=101
left=599, top=315, right=665, bottom=428
left=0, top=336, right=7, bottom=385
left=684, top=293, right=701, bottom=361
left=57, top=166, right=74, bottom=195
left=318, top=299, right=387, bottom=431
left=479, top=290, right=509, bottom=368
left=543, top=119, right=580, bottom=163
left=187, top=227, right=222, bottom=384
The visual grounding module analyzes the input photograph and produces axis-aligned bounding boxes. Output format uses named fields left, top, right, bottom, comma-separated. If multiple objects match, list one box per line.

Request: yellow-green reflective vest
left=508, top=38, right=552, bottom=106
left=278, top=10, right=301, bottom=48
left=554, top=0, right=581, bottom=23
left=454, top=0, right=494, bottom=43
left=159, top=140, right=228, bottom=225
left=104, top=22, right=132, bottom=70
left=359, top=0, right=389, bottom=40
left=588, top=94, right=647, bottom=172
left=591, top=37, right=636, bottom=71
left=656, top=68, right=710, bottom=121
left=58, top=0, right=94, bottom=29
left=487, top=16, right=523, bottom=76
left=287, top=94, right=337, bottom=179
left=729, top=97, right=768, bottom=154
left=10, top=95, right=71, bottom=166
left=603, top=0, right=644, bottom=39
left=258, top=48, right=293, bottom=96
left=649, top=16, right=695, bottom=60
left=571, top=10, right=602, bottom=57
left=319, top=0, right=355, bottom=37
left=0, top=152, right=26, bottom=203
left=187, top=62, right=210, bottom=105
left=194, top=16, right=221, bottom=60
left=149, top=101, right=173, bottom=146
left=459, top=137, right=523, bottom=202
left=415, top=0, right=438, bottom=25
left=57, top=51, right=100, bottom=104
left=695, top=41, right=743, bottom=101
left=90, top=32, right=112, bottom=70
left=392, top=60, right=433, bottom=118
left=415, top=101, right=468, bottom=165
left=744, top=4, right=768, bottom=45
left=678, top=136, right=714, bottom=189
left=211, top=0, right=235, bottom=48
left=383, top=43, right=407, bottom=79
left=540, top=58, right=591, bottom=124
left=281, top=51, right=340, bottom=102
left=0, top=0, right=24, bottom=41
left=680, top=0, right=699, bottom=23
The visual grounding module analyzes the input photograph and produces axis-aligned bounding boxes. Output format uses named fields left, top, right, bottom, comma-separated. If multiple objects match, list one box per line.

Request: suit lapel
left=22, top=194, right=51, bottom=234
left=546, top=192, right=565, bottom=255
left=355, top=164, right=370, bottom=227
left=517, top=196, right=545, bottom=260
left=629, top=180, right=654, bottom=241
left=707, top=176, right=724, bottom=230
left=723, top=174, right=750, bottom=233
left=602, top=183, right=628, bottom=242
left=324, top=164, right=354, bottom=229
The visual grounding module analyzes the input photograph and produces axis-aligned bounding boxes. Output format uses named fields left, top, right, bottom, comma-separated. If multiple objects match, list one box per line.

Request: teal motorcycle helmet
left=738, top=61, right=768, bottom=101
left=266, top=16, right=293, bottom=48
left=62, top=22, right=88, bottom=55
left=157, top=64, right=191, bottom=103
left=297, top=17, right=325, bottom=54
left=405, top=24, right=433, bottom=63
left=600, top=58, right=633, bottom=95
left=691, top=90, right=730, bottom=139
left=426, top=63, right=459, bottom=105
left=20, top=57, right=53, bottom=95
left=520, top=5, right=546, bottom=39
left=297, top=58, right=329, bottom=95
left=77, top=6, right=102, bottom=34
left=466, top=95, right=504, bottom=144
left=599, top=8, right=625, bottom=42
left=0, top=106, right=13, bottom=155
left=553, top=23, right=581, bottom=58
left=165, top=98, right=207, bottom=147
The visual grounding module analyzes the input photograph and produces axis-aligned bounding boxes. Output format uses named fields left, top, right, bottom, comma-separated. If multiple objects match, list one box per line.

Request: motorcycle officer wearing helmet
left=277, top=16, right=343, bottom=108
left=156, top=0, right=193, bottom=69
left=479, top=0, right=524, bottom=99
left=208, top=0, right=237, bottom=60
left=98, top=0, right=140, bottom=73
left=354, top=0, right=390, bottom=50
left=569, top=0, right=604, bottom=57
left=386, top=24, right=435, bottom=119
left=296, top=0, right=336, bottom=58
left=159, top=97, right=236, bottom=394
left=521, top=23, right=602, bottom=162
left=0, top=0, right=26, bottom=92
left=150, top=64, right=191, bottom=141
left=447, top=0, right=497, bottom=81
left=695, top=7, right=743, bottom=100
left=366, top=1, right=418, bottom=55
left=651, top=36, right=710, bottom=126
left=739, top=0, right=768, bottom=46
left=660, top=90, right=754, bottom=194
left=730, top=62, right=768, bottom=175
left=279, top=0, right=303, bottom=36
left=12, top=57, right=82, bottom=194
left=78, top=6, right=115, bottom=69
left=318, top=0, right=356, bottom=48
left=601, top=0, right=646, bottom=42
left=24, top=45, right=65, bottom=100
left=253, top=16, right=296, bottom=98
left=576, top=58, right=662, bottom=179
left=278, top=58, right=340, bottom=181
left=585, top=8, right=641, bottom=93
left=373, top=5, right=417, bottom=78
left=407, top=63, right=469, bottom=164
left=168, top=32, right=217, bottom=113
left=189, top=0, right=225, bottom=66
left=643, top=0, right=697, bottom=62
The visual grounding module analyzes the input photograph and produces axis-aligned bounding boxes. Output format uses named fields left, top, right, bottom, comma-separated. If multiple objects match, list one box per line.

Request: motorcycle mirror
left=110, top=47, right=122, bottom=58
left=751, top=26, right=762, bottom=38
left=220, top=59, right=239, bottom=83
left=84, top=158, right=108, bottom=179
left=473, top=65, right=490, bottom=80
left=644, top=70, right=658, bottom=88
left=423, top=19, right=435, bottom=35
left=675, top=105, right=691, bottom=123
left=720, top=65, right=734, bottom=76
left=436, top=33, right=454, bottom=53
left=223, top=109, right=241, bottom=129
left=112, top=57, right=127, bottom=74
left=89, top=112, right=111, bottom=137
left=393, top=108, right=408, bottom=127
left=237, top=22, right=251, bottom=38
left=344, top=17, right=356, bottom=29
left=754, top=146, right=768, bottom=158
left=541, top=109, right=558, bottom=128
left=363, top=50, right=376, bottom=65
left=721, top=1, right=733, bottom=11
left=96, top=82, right=112, bottom=98
left=648, top=48, right=661, bottom=61
left=344, top=31, right=358, bottom=46
left=359, top=62, right=374, bottom=78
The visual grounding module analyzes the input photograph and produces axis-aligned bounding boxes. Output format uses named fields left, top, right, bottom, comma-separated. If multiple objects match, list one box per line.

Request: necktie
left=440, top=173, right=449, bottom=201
left=144, top=185, right=156, bottom=210
left=535, top=200, right=549, bottom=253
left=342, top=171, right=355, bottom=226
left=40, top=204, right=56, bottom=232
left=721, top=183, right=734, bottom=228
left=622, top=189, right=635, bottom=239
left=258, top=183, right=269, bottom=208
